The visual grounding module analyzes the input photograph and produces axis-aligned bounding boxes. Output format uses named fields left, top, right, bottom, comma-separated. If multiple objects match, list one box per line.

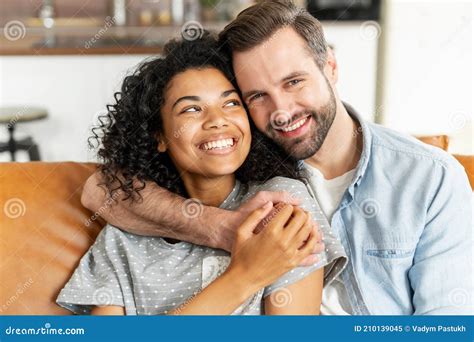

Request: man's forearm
left=81, top=171, right=234, bottom=250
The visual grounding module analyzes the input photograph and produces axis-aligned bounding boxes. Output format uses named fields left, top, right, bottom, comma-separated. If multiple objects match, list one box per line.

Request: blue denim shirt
left=301, top=104, right=473, bottom=315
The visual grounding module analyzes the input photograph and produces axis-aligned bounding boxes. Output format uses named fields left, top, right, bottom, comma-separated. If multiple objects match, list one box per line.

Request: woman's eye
left=224, top=100, right=241, bottom=107
left=182, top=106, right=200, bottom=113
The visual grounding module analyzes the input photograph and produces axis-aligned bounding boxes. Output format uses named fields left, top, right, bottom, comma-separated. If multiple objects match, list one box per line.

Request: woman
left=56, top=32, right=347, bottom=315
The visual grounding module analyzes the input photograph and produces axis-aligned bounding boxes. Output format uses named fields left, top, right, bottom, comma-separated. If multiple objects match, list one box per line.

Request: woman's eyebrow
left=172, top=89, right=238, bottom=109
left=221, top=89, right=238, bottom=98
left=172, top=95, right=200, bottom=109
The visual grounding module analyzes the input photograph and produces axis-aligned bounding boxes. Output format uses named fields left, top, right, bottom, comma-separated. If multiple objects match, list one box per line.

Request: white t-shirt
left=305, top=164, right=356, bottom=315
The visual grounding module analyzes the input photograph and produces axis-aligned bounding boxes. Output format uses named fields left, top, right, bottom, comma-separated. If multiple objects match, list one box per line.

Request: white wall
left=378, top=0, right=473, bottom=154
left=0, top=55, right=148, bottom=162
left=324, top=22, right=379, bottom=122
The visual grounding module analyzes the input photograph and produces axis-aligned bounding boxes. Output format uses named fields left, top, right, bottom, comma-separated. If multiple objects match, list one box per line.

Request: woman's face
left=159, top=67, right=251, bottom=178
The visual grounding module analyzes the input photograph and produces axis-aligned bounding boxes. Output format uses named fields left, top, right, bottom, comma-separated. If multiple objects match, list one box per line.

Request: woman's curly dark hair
left=90, top=31, right=307, bottom=201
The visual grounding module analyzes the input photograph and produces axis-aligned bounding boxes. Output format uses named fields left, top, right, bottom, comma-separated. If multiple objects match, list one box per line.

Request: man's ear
left=156, top=133, right=167, bottom=153
left=323, top=47, right=338, bottom=85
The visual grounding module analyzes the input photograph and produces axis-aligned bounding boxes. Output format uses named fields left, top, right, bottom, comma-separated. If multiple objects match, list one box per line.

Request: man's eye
left=288, top=79, right=302, bottom=86
left=249, top=93, right=264, bottom=103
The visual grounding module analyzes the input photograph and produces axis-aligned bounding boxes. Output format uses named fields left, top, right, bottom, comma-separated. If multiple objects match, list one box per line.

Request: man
left=82, top=0, right=472, bottom=314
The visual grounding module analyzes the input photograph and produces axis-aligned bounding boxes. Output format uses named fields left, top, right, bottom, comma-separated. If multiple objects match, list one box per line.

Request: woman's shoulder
left=97, top=223, right=129, bottom=240
left=245, top=176, right=318, bottom=213
left=88, top=224, right=129, bottom=250
left=248, top=176, right=309, bottom=194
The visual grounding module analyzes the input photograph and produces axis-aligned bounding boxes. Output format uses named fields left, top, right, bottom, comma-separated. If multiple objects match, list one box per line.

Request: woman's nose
left=203, top=108, right=229, bottom=129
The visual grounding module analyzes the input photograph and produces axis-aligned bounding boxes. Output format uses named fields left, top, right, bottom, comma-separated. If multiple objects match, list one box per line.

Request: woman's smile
left=196, top=135, right=240, bottom=156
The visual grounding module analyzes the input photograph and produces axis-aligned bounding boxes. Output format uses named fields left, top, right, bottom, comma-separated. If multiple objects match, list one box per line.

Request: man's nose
left=269, top=92, right=296, bottom=117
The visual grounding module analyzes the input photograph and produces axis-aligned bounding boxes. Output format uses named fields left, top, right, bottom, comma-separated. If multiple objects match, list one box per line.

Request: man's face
left=233, top=27, right=337, bottom=160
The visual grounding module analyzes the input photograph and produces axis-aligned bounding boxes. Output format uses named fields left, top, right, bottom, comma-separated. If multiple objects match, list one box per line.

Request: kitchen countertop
left=0, top=24, right=227, bottom=56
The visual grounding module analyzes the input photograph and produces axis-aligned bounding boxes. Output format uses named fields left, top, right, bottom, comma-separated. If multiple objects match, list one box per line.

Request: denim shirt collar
left=343, top=102, right=372, bottom=191
left=297, top=102, right=373, bottom=197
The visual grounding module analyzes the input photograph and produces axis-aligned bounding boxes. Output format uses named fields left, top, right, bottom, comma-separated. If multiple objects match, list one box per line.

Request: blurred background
left=0, top=0, right=472, bottom=162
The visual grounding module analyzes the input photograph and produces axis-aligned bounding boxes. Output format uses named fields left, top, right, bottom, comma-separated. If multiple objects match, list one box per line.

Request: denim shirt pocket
left=361, top=241, right=417, bottom=313
left=366, top=248, right=415, bottom=259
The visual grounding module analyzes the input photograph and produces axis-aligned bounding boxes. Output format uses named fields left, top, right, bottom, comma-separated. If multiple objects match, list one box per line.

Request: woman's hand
left=164, top=202, right=320, bottom=315
left=225, top=202, right=320, bottom=291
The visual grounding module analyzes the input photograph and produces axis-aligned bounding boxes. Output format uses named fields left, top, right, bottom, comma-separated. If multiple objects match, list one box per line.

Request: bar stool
left=0, top=106, right=48, bottom=161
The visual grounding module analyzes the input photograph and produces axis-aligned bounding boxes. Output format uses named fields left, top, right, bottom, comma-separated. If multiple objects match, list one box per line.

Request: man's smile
left=275, top=114, right=312, bottom=138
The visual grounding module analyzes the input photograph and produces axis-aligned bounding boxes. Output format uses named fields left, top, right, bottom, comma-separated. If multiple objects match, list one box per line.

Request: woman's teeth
left=201, top=138, right=235, bottom=151
left=280, top=116, right=308, bottom=132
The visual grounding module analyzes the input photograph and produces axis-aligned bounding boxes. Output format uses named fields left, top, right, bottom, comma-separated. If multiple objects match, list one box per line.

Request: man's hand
left=214, top=190, right=325, bottom=266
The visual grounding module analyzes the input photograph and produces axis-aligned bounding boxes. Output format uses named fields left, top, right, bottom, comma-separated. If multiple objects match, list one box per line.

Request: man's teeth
left=201, top=138, right=235, bottom=151
left=280, top=117, right=308, bottom=132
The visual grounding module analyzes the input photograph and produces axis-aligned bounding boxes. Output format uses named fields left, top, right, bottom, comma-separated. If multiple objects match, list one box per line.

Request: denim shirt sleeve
left=408, top=157, right=473, bottom=315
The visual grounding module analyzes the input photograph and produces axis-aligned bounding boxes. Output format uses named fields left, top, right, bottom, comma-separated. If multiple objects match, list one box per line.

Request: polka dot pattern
left=56, top=177, right=347, bottom=315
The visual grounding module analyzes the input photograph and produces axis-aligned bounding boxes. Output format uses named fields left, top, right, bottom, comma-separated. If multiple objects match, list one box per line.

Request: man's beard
left=265, top=89, right=337, bottom=161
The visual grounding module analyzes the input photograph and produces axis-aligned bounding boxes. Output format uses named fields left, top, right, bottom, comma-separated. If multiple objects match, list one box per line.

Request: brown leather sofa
left=0, top=162, right=104, bottom=314
left=0, top=138, right=472, bottom=315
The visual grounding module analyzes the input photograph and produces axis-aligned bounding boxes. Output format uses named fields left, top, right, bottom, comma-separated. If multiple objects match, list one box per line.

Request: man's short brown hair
left=219, top=0, right=328, bottom=69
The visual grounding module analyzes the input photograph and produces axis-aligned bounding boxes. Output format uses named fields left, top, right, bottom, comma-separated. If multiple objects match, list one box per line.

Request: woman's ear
left=156, top=133, right=167, bottom=153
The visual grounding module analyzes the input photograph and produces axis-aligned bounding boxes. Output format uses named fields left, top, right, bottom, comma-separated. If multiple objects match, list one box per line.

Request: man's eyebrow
left=242, top=89, right=263, bottom=100
left=172, top=96, right=200, bottom=109
left=281, top=71, right=309, bottom=83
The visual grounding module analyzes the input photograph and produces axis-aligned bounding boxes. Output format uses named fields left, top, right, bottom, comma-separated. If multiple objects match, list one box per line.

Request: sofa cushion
left=0, top=162, right=104, bottom=314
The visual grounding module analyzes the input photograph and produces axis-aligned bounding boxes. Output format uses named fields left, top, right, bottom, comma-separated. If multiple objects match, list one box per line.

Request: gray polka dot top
left=56, top=176, right=348, bottom=315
